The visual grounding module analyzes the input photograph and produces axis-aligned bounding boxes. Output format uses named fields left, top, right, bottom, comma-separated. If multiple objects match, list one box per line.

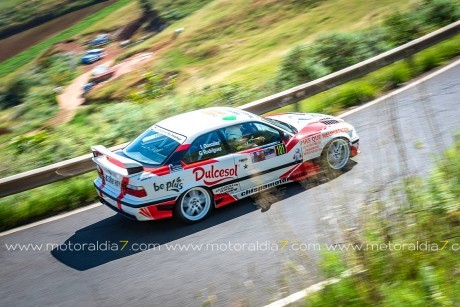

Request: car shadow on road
left=52, top=161, right=357, bottom=271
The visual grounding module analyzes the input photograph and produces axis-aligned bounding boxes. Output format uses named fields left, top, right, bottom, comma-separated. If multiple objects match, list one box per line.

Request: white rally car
left=92, top=107, right=359, bottom=223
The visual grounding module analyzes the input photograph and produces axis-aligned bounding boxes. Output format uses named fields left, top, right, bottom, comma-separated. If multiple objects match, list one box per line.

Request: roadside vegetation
left=0, top=0, right=111, bottom=38
left=0, top=52, right=80, bottom=134
left=0, top=0, right=460, bottom=230
left=305, top=134, right=460, bottom=306
left=0, top=0, right=131, bottom=78
left=1, top=35, right=459, bottom=231
left=89, top=0, right=413, bottom=100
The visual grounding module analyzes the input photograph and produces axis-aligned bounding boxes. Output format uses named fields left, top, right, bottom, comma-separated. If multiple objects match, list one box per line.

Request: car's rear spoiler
left=91, top=145, right=144, bottom=175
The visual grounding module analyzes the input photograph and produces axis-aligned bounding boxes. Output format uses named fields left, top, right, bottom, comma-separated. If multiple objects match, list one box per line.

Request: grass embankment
left=1, top=35, right=459, bottom=232
left=90, top=0, right=410, bottom=100
left=0, top=0, right=109, bottom=37
left=0, top=0, right=131, bottom=78
left=305, top=134, right=460, bottom=306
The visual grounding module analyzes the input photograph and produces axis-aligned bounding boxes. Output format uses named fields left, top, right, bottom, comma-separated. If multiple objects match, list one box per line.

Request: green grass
left=101, top=0, right=411, bottom=98
left=0, top=0, right=110, bottom=36
left=0, top=173, right=98, bottom=231
left=79, top=1, right=141, bottom=35
left=0, top=0, right=26, bottom=10
left=0, top=0, right=132, bottom=78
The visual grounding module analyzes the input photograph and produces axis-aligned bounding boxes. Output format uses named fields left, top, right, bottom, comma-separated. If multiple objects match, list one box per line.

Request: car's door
left=220, top=121, right=299, bottom=192
left=181, top=130, right=238, bottom=191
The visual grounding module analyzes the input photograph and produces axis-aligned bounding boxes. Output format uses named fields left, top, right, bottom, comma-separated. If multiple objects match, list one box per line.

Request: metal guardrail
left=0, top=20, right=459, bottom=198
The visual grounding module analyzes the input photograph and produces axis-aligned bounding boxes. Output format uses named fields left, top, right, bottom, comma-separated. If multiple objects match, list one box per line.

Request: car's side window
left=182, top=131, right=229, bottom=163
left=221, top=122, right=282, bottom=152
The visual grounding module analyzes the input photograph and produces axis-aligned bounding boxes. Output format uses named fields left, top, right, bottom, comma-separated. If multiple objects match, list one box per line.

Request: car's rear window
left=123, top=128, right=182, bottom=165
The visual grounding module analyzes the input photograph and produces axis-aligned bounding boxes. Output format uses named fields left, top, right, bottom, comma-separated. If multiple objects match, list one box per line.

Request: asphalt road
left=1, top=61, right=459, bottom=306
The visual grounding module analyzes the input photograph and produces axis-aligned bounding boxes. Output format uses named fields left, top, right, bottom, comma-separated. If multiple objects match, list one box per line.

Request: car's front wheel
left=175, top=187, right=213, bottom=223
left=320, top=138, right=350, bottom=177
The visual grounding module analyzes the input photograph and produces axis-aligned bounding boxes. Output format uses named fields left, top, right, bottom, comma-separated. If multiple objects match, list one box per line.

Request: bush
left=309, top=32, right=375, bottom=72
left=9, top=131, right=49, bottom=155
left=333, top=82, right=378, bottom=108
left=355, top=27, right=392, bottom=55
left=420, top=0, right=460, bottom=27
left=375, top=62, right=413, bottom=90
left=383, top=11, right=423, bottom=46
left=276, top=46, right=330, bottom=90
left=0, top=77, right=29, bottom=109
left=126, top=71, right=179, bottom=102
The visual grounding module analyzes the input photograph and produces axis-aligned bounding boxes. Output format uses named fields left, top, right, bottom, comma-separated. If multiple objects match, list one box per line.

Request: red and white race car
left=92, top=107, right=359, bottom=223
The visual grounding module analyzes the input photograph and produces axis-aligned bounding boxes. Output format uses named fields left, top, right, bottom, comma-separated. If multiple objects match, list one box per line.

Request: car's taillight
left=92, top=149, right=103, bottom=158
left=124, top=184, right=147, bottom=198
left=96, top=165, right=105, bottom=182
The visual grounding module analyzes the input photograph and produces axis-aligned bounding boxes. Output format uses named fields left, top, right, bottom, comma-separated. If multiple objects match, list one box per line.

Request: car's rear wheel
left=175, top=187, right=213, bottom=223
left=320, top=138, right=350, bottom=178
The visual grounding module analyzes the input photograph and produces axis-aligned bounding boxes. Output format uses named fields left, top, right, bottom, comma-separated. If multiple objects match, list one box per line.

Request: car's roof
left=87, top=48, right=104, bottom=53
left=155, top=107, right=260, bottom=139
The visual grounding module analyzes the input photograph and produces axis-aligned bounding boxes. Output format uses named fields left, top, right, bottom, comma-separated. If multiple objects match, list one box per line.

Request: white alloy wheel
left=176, top=187, right=212, bottom=223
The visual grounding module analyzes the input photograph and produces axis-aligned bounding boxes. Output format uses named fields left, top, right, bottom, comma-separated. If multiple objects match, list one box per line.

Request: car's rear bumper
left=94, top=182, right=175, bottom=221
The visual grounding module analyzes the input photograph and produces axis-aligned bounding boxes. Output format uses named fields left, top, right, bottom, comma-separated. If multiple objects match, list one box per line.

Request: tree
left=310, top=33, right=374, bottom=72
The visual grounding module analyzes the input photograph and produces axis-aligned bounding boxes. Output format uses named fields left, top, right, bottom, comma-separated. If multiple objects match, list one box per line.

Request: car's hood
left=266, top=112, right=341, bottom=131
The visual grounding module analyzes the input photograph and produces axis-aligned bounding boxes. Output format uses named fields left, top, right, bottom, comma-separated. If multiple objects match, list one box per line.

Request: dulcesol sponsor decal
left=193, top=165, right=238, bottom=185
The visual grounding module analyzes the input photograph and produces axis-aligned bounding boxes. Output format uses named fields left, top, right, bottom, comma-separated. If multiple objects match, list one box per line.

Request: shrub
left=0, top=77, right=29, bottom=109
left=375, top=62, right=413, bottom=90
left=416, top=50, right=443, bottom=73
left=355, top=27, right=392, bottom=55
left=420, top=0, right=460, bottom=27
left=9, top=131, right=49, bottom=154
left=334, top=82, right=378, bottom=108
left=309, top=32, right=375, bottom=72
left=383, top=12, right=423, bottom=46
left=276, top=45, right=330, bottom=90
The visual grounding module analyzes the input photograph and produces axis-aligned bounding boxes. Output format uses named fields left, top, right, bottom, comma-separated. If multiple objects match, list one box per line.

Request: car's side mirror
left=282, top=132, right=290, bottom=142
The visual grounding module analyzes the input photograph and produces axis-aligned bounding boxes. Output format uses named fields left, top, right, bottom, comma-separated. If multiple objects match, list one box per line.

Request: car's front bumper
left=351, top=139, right=360, bottom=157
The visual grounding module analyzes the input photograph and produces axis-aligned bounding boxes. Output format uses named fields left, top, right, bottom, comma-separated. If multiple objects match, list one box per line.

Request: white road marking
left=0, top=203, right=100, bottom=237
left=264, top=269, right=355, bottom=307
left=1, top=58, right=459, bottom=237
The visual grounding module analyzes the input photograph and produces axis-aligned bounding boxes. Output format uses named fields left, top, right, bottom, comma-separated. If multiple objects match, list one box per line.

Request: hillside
left=87, top=0, right=413, bottom=100
left=4, top=0, right=460, bottom=179
left=0, top=0, right=112, bottom=39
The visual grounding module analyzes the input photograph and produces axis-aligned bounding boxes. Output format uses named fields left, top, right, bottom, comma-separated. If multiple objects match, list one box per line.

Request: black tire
left=320, top=138, right=351, bottom=178
left=175, top=187, right=213, bottom=224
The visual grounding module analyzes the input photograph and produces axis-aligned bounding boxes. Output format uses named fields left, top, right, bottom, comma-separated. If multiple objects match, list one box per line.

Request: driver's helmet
left=225, top=126, right=243, bottom=141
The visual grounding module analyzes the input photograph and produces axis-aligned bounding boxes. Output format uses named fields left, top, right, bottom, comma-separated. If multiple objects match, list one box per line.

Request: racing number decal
left=275, top=144, right=286, bottom=156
